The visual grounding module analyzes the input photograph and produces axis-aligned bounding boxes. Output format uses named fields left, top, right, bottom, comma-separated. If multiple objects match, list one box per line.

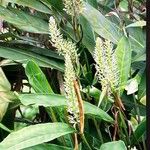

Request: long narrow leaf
left=19, top=93, right=114, bottom=123
left=0, top=123, right=75, bottom=150
left=115, top=37, right=132, bottom=94
left=0, top=46, right=64, bottom=72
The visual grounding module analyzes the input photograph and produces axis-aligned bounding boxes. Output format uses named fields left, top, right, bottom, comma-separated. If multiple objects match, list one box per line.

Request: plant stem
left=81, top=134, right=92, bottom=150
left=93, top=119, right=104, bottom=144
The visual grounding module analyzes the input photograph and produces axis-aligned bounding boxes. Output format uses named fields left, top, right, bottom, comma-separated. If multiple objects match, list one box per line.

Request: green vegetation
left=0, top=0, right=146, bottom=150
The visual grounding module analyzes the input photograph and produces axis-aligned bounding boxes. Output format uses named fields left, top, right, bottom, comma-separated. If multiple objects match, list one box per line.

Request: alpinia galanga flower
left=49, top=16, right=78, bottom=63
left=63, top=0, right=84, bottom=17
left=94, top=37, right=119, bottom=100
left=64, top=54, right=79, bottom=128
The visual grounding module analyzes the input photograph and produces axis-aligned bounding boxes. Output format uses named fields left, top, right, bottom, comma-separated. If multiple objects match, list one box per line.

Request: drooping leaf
left=0, top=5, right=49, bottom=34
left=6, top=0, right=51, bottom=14
left=115, top=37, right=132, bottom=94
left=100, top=140, right=127, bottom=150
left=0, top=123, right=75, bottom=150
left=19, top=93, right=114, bottom=123
left=82, top=2, right=123, bottom=44
left=0, top=42, right=64, bottom=61
left=0, top=46, right=64, bottom=72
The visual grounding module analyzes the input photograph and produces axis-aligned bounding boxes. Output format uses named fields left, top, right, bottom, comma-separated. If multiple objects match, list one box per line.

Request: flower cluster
left=63, top=0, right=84, bottom=16
left=49, top=16, right=81, bottom=128
left=49, top=16, right=78, bottom=63
left=94, top=37, right=119, bottom=100
left=64, top=54, right=80, bottom=128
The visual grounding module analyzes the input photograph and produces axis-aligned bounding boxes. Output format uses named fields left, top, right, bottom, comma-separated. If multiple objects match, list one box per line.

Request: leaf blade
left=0, top=123, right=75, bottom=150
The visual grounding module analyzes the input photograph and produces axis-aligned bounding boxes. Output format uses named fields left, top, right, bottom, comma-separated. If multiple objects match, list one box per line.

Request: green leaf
left=25, top=61, right=53, bottom=93
left=19, top=93, right=114, bottom=123
left=83, top=86, right=100, bottom=101
left=132, top=53, right=146, bottom=62
left=126, top=21, right=146, bottom=28
left=100, top=140, right=127, bottom=150
left=83, top=101, right=113, bottom=122
left=0, top=123, right=12, bottom=133
left=79, top=15, right=95, bottom=54
left=82, top=3, right=144, bottom=55
left=0, top=46, right=64, bottom=72
left=40, top=0, right=64, bottom=12
left=138, top=71, right=146, bottom=100
left=86, top=0, right=98, bottom=8
left=6, top=0, right=51, bottom=14
left=115, top=37, right=132, bottom=94
left=0, top=42, right=64, bottom=61
left=0, top=5, right=49, bottom=34
left=131, top=118, right=146, bottom=145
left=0, top=67, right=17, bottom=121
left=127, top=27, right=145, bottom=54
left=0, top=123, right=75, bottom=150
left=24, top=143, right=73, bottom=150
left=82, top=2, right=123, bottom=44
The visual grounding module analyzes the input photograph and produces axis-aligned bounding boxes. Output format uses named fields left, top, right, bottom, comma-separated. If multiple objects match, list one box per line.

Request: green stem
left=81, top=134, right=92, bottom=150
left=46, top=108, right=67, bottom=146
left=119, top=111, right=130, bottom=145
left=93, top=119, right=104, bottom=144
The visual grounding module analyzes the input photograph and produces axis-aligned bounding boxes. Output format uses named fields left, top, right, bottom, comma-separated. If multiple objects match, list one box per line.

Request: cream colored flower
left=63, top=0, right=84, bottom=16
left=49, top=16, right=78, bottom=63
left=94, top=37, right=119, bottom=100
left=64, top=54, right=79, bottom=128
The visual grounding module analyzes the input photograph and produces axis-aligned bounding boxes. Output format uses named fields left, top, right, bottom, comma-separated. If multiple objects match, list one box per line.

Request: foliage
left=0, top=0, right=146, bottom=150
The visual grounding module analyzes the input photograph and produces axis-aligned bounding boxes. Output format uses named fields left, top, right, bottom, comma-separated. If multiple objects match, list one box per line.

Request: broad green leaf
left=126, top=21, right=146, bottom=28
left=0, top=123, right=75, bottom=150
left=0, top=5, right=49, bottom=34
left=100, top=140, right=127, bottom=150
left=138, top=71, right=146, bottom=100
left=127, top=27, right=145, bottom=54
left=83, top=101, right=113, bottom=122
left=24, top=143, right=73, bottom=150
left=131, top=118, right=146, bottom=145
left=0, top=46, right=64, bottom=72
left=25, top=61, right=53, bottom=93
left=82, top=3, right=144, bottom=55
left=82, top=2, right=123, bottom=44
left=79, top=15, right=95, bottom=54
left=0, top=68, right=17, bottom=121
left=115, top=37, right=131, bottom=94
left=6, top=0, right=51, bottom=14
left=19, top=93, right=114, bottom=123
left=0, top=42, right=64, bottom=61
